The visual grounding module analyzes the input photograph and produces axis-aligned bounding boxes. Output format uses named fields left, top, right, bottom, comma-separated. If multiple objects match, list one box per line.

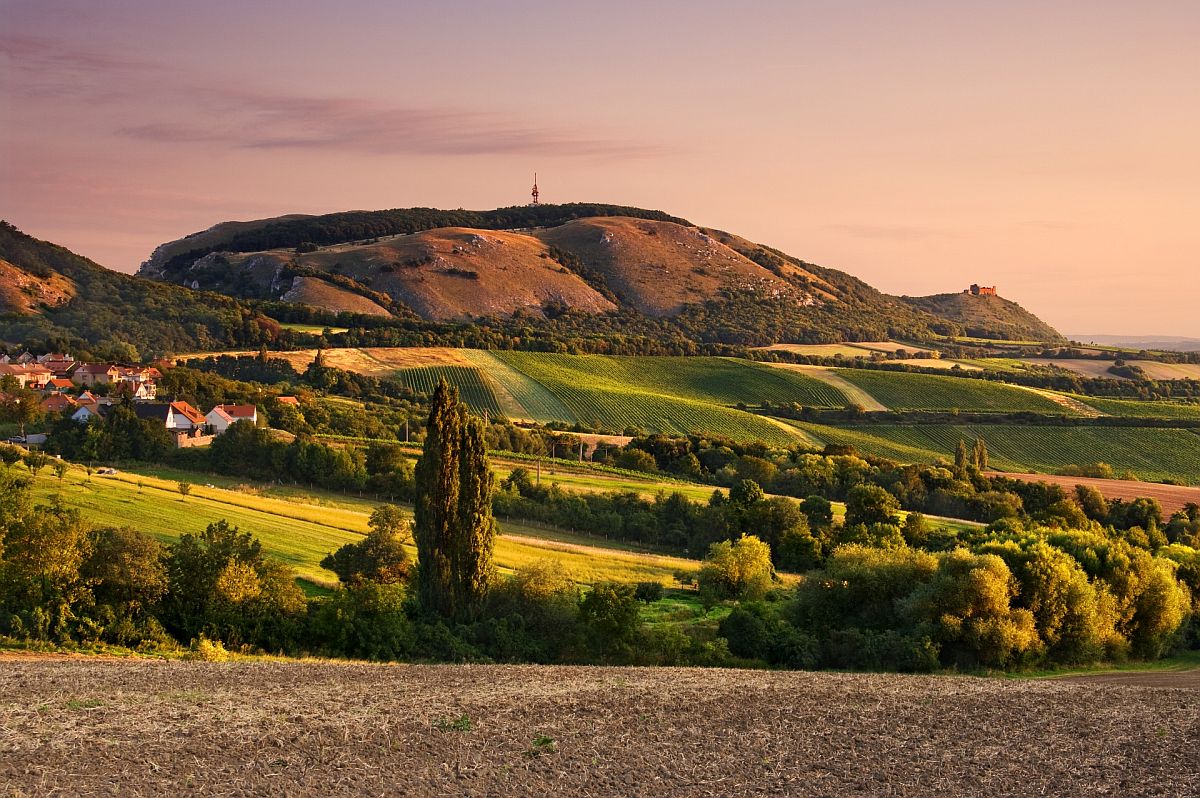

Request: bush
left=698, top=535, right=775, bottom=602
left=184, top=635, right=230, bottom=661
left=634, top=582, right=665, bottom=603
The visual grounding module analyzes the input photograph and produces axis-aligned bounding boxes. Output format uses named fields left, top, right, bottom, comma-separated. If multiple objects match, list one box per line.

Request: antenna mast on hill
left=530, top=173, right=540, bottom=205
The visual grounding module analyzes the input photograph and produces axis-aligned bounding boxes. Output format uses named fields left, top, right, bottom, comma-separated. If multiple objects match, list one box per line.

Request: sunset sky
left=2, top=0, right=1197, bottom=336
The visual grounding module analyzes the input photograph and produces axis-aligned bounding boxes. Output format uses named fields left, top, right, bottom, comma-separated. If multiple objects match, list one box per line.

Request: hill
left=4, top=659, right=1196, bottom=797
left=0, top=222, right=276, bottom=358
left=902, top=291, right=1063, bottom=342
left=141, top=204, right=1053, bottom=343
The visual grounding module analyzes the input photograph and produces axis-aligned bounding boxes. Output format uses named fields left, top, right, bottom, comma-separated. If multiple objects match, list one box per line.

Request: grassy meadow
left=28, top=463, right=702, bottom=590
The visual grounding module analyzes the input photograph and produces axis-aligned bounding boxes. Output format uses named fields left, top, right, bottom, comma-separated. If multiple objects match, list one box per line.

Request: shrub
left=698, top=535, right=775, bottom=602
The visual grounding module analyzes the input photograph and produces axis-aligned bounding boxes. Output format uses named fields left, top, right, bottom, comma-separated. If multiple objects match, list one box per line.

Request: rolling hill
left=902, top=290, right=1063, bottom=342
left=140, top=204, right=1062, bottom=343
left=0, top=222, right=275, bottom=357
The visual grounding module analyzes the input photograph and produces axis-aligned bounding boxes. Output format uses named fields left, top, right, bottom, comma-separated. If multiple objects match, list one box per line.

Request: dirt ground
left=987, top=471, right=1200, bottom=515
left=1059, top=668, right=1200, bottom=689
left=1, top=659, right=1197, bottom=797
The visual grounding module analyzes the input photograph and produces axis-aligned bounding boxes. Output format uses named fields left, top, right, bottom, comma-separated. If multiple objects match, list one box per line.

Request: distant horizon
left=3, top=0, right=1198, bottom=336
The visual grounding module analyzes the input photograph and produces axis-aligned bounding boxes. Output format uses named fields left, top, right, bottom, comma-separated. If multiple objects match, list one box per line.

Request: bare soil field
left=987, top=471, right=1200, bottom=515
left=2, top=658, right=1197, bottom=797
left=1060, top=669, right=1200, bottom=690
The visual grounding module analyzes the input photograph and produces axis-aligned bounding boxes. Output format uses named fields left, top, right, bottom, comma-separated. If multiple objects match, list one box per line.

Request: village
left=0, top=351, right=290, bottom=447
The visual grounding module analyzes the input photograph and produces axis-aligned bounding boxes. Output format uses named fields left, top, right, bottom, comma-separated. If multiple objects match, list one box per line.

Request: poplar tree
left=973, top=437, right=990, bottom=470
left=954, top=439, right=969, bottom=478
left=413, top=380, right=496, bottom=620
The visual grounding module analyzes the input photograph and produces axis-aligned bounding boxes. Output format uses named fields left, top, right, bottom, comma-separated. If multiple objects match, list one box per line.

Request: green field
left=835, top=370, right=1074, bottom=414
left=278, top=322, right=349, bottom=334
left=391, top=365, right=506, bottom=417
left=792, top=422, right=1200, bottom=483
left=28, top=465, right=702, bottom=589
left=485, top=352, right=842, bottom=442
left=1072, top=395, right=1200, bottom=421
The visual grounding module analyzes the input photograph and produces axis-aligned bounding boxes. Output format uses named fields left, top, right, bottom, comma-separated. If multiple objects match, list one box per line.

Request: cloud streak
left=3, top=35, right=660, bottom=159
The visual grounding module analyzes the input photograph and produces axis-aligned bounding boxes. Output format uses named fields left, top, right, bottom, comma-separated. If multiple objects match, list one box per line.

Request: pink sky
left=2, top=0, right=1198, bottom=335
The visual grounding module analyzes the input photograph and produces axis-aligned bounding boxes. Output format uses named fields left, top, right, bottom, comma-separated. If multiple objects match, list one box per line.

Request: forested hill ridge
left=139, top=203, right=1061, bottom=344
left=902, top=290, right=1064, bottom=343
left=0, top=222, right=278, bottom=359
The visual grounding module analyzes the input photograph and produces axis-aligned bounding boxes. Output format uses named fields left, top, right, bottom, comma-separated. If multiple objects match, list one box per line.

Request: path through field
left=1, top=659, right=1196, bottom=797
left=766, top=363, right=888, bottom=411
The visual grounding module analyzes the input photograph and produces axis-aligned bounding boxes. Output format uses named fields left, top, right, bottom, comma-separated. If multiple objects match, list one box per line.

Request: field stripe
left=765, top=364, right=887, bottom=411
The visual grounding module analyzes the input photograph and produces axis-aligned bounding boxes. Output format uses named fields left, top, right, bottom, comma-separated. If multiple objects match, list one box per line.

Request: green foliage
left=845, top=484, right=901, bottom=528
left=162, top=520, right=306, bottom=650
left=413, top=381, right=497, bottom=620
left=0, top=221, right=275, bottom=357
left=698, top=535, right=775, bottom=602
left=320, top=505, right=411, bottom=585
left=307, top=582, right=414, bottom=660
left=579, top=581, right=641, bottom=658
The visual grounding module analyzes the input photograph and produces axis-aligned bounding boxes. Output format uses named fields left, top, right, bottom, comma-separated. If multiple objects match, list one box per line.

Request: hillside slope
left=902, top=291, right=1062, bottom=342
left=0, top=222, right=275, bottom=357
left=143, top=203, right=1026, bottom=342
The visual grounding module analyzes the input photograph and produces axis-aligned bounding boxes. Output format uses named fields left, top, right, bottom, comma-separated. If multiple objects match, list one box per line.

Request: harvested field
left=1059, top=668, right=1200, bottom=689
left=986, top=471, right=1200, bottom=514
left=1, top=659, right=1197, bottom=797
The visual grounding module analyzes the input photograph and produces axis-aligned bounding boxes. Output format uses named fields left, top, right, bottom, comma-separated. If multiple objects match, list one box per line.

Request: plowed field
left=2, top=658, right=1196, bottom=797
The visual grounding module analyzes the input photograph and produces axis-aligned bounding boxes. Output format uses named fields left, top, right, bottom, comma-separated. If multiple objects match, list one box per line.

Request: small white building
left=205, top=404, right=258, bottom=434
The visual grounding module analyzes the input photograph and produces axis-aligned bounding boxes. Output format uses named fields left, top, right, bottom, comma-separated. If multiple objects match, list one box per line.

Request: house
left=113, top=380, right=157, bottom=400
left=205, top=404, right=258, bottom=434
left=276, top=396, right=300, bottom=406
left=45, top=378, right=75, bottom=393
left=73, top=363, right=121, bottom=386
left=41, top=393, right=78, bottom=414
left=71, top=404, right=109, bottom=423
left=132, top=400, right=206, bottom=431
left=0, top=364, right=52, bottom=389
left=170, top=401, right=207, bottom=430
left=37, top=354, right=76, bottom=376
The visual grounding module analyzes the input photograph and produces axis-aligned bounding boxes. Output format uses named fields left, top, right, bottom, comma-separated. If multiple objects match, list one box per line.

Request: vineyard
left=484, top=352, right=839, bottom=442
left=793, top=422, right=1200, bottom=483
left=1072, top=395, right=1200, bottom=421
left=391, top=365, right=507, bottom=417
left=494, top=353, right=848, bottom=408
left=835, top=370, right=1074, bottom=414
left=461, top=350, right=576, bottom=422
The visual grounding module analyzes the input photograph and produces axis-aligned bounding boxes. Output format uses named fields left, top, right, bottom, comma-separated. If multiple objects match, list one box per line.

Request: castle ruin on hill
left=966, top=284, right=997, bottom=296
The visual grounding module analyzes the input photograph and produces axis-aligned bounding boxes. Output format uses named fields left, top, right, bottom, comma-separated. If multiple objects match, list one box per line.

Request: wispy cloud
left=2, top=35, right=660, bottom=159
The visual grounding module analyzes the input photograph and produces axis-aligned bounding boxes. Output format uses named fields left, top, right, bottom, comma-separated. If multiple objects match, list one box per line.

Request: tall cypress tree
left=413, top=380, right=496, bottom=620
left=452, top=413, right=497, bottom=614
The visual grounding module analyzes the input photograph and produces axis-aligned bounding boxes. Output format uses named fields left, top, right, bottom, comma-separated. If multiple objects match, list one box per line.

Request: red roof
left=49, top=378, right=74, bottom=389
left=170, top=401, right=207, bottom=425
left=276, top=396, right=300, bottom=406
left=41, top=394, right=77, bottom=412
